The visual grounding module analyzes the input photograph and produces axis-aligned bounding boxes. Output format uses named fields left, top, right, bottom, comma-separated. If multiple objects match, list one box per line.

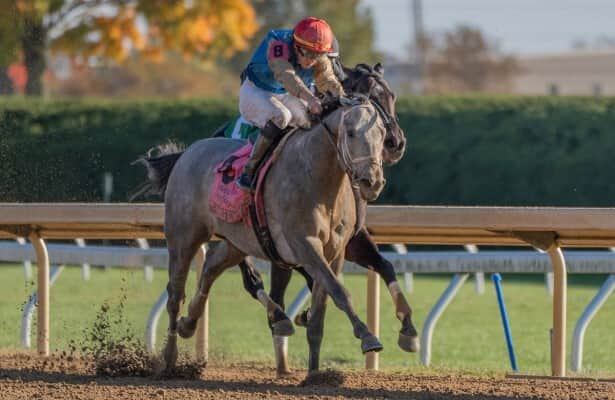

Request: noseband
left=318, top=99, right=385, bottom=186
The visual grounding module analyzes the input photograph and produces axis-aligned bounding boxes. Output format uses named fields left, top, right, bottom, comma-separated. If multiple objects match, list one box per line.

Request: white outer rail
left=20, top=265, right=64, bottom=348
left=420, top=273, right=469, bottom=366
left=6, top=241, right=615, bottom=373
left=571, top=274, right=615, bottom=372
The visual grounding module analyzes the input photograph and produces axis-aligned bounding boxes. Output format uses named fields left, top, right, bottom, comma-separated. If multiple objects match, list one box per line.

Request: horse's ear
left=374, top=62, right=384, bottom=76
left=355, top=63, right=372, bottom=74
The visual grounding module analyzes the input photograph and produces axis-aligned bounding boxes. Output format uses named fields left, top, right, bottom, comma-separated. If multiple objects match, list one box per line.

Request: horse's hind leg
left=163, top=234, right=205, bottom=369
left=177, top=240, right=245, bottom=338
left=345, top=228, right=419, bottom=352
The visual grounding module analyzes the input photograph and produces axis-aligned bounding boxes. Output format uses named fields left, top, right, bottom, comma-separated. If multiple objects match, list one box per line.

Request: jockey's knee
left=270, top=108, right=292, bottom=131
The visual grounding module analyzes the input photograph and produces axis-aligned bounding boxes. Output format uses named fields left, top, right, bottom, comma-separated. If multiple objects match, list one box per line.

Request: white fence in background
left=2, top=238, right=615, bottom=373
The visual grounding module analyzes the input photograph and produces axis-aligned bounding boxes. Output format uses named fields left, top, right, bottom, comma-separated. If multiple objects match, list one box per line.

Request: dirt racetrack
left=1, top=351, right=614, bottom=400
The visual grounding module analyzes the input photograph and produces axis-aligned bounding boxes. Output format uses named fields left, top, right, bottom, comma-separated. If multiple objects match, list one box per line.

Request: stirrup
left=236, top=173, right=254, bottom=192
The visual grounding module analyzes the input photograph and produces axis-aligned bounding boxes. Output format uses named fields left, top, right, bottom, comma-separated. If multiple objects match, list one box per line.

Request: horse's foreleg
left=178, top=240, right=245, bottom=338
left=292, top=266, right=314, bottom=328
left=239, top=260, right=294, bottom=337
left=306, top=282, right=329, bottom=372
left=239, top=259, right=265, bottom=299
left=269, top=263, right=293, bottom=376
left=345, top=227, right=419, bottom=352
left=293, top=237, right=383, bottom=361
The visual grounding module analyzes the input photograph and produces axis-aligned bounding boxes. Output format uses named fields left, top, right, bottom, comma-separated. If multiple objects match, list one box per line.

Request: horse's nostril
left=360, top=178, right=373, bottom=188
left=385, top=138, right=396, bottom=149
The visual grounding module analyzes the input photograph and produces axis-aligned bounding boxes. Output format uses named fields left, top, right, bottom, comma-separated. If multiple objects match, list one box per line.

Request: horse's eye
left=347, top=129, right=355, bottom=138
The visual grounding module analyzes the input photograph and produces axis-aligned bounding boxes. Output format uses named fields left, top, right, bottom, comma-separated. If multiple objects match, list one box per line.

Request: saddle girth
left=248, top=129, right=298, bottom=269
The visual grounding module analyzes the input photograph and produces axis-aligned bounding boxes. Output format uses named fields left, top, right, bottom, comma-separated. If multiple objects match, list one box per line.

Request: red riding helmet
left=293, top=17, right=333, bottom=53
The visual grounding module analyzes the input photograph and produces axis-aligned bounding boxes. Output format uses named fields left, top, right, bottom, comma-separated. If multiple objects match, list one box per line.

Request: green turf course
left=1, top=264, right=615, bottom=376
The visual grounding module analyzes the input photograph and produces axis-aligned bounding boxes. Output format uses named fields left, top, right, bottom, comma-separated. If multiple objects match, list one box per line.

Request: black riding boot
left=236, top=121, right=284, bottom=191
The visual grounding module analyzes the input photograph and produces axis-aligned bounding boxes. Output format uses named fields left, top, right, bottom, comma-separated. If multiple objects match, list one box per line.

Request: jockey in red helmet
left=236, top=17, right=345, bottom=191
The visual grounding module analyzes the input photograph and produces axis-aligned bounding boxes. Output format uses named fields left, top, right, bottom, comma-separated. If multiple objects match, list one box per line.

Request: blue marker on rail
left=492, top=273, right=518, bottom=372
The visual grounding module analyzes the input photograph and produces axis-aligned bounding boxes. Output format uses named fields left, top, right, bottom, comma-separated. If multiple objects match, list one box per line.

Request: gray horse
left=137, top=96, right=388, bottom=374
left=236, top=63, right=418, bottom=376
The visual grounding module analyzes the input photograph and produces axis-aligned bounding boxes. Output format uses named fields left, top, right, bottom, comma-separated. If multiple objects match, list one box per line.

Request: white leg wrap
left=273, top=335, right=288, bottom=368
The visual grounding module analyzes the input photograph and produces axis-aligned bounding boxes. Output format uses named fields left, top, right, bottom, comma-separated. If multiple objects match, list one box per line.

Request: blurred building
left=511, top=50, right=615, bottom=96
left=382, top=62, right=422, bottom=95
left=384, top=50, right=615, bottom=96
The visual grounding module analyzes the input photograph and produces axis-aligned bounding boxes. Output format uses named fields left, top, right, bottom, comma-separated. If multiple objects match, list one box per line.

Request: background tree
left=424, top=25, right=519, bottom=93
left=0, top=0, right=257, bottom=95
left=47, top=54, right=239, bottom=98
left=0, top=5, right=21, bottom=94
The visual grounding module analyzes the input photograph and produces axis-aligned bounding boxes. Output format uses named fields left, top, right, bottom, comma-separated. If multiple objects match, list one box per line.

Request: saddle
left=208, top=143, right=252, bottom=224
left=208, top=128, right=298, bottom=268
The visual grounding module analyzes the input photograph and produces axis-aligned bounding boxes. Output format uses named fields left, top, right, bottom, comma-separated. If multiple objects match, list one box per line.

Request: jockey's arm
left=267, top=41, right=317, bottom=103
left=313, top=57, right=345, bottom=98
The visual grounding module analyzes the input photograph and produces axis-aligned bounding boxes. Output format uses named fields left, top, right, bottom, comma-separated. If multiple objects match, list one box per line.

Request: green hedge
left=385, top=96, right=615, bottom=206
left=2, top=96, right=615, bottom=206
left=0, top=98, right=235, bottom=202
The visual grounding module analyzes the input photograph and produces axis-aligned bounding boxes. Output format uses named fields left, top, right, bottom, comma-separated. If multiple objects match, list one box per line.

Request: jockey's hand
left=307, top=97, right=323, bottom=115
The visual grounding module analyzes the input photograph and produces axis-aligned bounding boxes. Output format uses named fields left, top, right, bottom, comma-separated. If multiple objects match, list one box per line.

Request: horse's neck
left=284, top=115, right=347, bottom=197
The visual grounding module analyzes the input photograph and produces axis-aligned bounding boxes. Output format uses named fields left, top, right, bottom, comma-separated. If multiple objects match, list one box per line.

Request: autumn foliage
left=51, top=0, right=258, bottom=62
left=1, top=0, right=258, bottom=94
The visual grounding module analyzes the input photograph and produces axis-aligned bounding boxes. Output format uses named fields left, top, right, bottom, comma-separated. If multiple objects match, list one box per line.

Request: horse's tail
left=130, top=142, right=185, bottom=201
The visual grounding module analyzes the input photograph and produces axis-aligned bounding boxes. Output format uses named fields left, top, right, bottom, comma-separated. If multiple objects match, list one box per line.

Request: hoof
left=294, top=309, right=309, bottom=327
left=177, top=316, right=197, bottom=339
left=272, top=318, right=295, bottom=337
left=398, top=332, right=420, bottom=353
left=361, top=334, right=384, bottom=354
left=276, top=368, right=293, bottom=378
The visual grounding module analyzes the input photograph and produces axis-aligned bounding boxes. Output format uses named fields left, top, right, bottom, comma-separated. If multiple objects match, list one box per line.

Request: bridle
left=318, top=97, right=386, bottom=186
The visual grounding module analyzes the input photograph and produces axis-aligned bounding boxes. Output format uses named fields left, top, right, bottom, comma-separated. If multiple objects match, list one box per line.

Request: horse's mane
left=343, top=63, right=394, bottom=96
left=319, top=93, right=370, bottom=119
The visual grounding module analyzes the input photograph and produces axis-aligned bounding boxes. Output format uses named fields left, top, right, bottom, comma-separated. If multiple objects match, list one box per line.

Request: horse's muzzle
left=358, top=168, right=385, bottom=201
left=383, top=128, right=406, bottom=165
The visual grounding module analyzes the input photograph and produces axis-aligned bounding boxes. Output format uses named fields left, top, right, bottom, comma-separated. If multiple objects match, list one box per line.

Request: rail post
left=547, top=245, right=567, bottom=377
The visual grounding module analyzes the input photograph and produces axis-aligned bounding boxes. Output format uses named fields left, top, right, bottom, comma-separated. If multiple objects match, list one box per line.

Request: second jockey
left=236, top=17, right=345, bottom=191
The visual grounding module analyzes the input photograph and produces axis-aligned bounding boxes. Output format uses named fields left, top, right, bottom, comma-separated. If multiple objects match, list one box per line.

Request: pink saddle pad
left=208, top=144, right=253, bottom=223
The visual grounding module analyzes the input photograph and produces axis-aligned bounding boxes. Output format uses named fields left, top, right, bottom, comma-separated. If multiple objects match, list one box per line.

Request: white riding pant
left=239, top=79, right=310, bottom=129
